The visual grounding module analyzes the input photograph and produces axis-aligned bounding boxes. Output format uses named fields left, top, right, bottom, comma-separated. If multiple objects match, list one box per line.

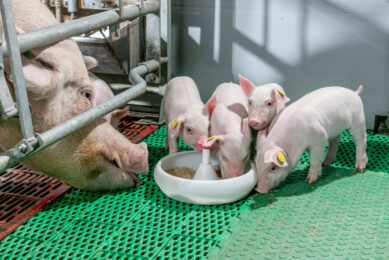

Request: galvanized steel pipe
left=2, top=1, right=160, bottom=56
left=55, top=0, right=62, bottom=22
left=0, top=59, right=159, bottom=172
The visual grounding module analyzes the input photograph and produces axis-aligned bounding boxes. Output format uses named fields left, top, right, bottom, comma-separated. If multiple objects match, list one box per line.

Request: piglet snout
left=248, top=119, right=266, bottom=130
left=255, top=179, right=271, bottom=194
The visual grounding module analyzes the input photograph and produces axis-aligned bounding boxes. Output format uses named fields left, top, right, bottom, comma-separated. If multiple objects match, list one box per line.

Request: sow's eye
left=81, top=90, right=93, bottom=101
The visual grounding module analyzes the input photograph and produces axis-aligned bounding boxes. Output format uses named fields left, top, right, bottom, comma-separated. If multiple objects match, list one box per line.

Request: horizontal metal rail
left=2, top=1, right=159, bottom=57
left=0, top=59, right=160, bottom=173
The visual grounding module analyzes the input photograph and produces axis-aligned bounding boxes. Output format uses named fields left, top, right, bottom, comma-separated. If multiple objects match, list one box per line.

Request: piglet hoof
left=129, top=173, right=143, bottom=187
left=322, top=157, right=335, bottom=166
left=353, top=167, right=365, bottom=173
left=306, top=175, right=317, bottom=184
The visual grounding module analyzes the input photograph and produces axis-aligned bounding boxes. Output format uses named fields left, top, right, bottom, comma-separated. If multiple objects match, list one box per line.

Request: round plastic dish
left=154, top=151, right=257, bottom=205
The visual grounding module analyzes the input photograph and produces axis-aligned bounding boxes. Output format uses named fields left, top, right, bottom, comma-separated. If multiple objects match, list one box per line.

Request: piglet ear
left=168, top=113, right=186, bottom=137
left=227, top=103, right=249, bottom=118
left=204, top=94, right=217, bottom=117
left=271, top=88, right=290, bottom=105
left=264, top=147, right=288, bottom=167
left=239, top=74, right=255, bottom=97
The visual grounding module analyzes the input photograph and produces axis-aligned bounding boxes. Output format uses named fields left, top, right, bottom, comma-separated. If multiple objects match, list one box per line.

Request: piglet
left=255, top=85, right=367, bottom=193
left=205, top=83, right=252, bottom=179
left=89, top=73, right=129, bottom=128
left=164, top=76, right=210, bottom=154
left=239, top=75, right=290, bottom=130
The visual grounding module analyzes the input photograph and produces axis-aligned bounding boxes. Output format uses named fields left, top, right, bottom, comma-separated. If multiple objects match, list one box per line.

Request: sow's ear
left=271, top=87, right=290, bottom=105
left=84, top=56, right=98, bottom=70
left=227, top=103, right=249, bottom=118
left=111, top=107, right=129, bottom=122
left=264, top=146, right=288, bottom=167
left=239, top=74, right=255, bottom=97
left=168, top=113, right=186, bottom=137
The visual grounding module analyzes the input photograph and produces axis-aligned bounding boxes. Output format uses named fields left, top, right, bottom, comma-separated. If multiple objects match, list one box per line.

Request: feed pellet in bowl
left=166, top=165, right=222, bottom=179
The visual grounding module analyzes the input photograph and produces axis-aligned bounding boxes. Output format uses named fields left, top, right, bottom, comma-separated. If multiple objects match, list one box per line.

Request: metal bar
left=55, top=0, right=62, bottom=22
left=2, top=1, right=160, bottom=57
left=119, top=0, right=124, bottom=17
left=68, top=0, right=78, bottom=20
left=159, top=0, right=171, bottom=85
left=110, top=83, right=166, bottom=96
left=0, top=0, right=35, bottom=140
left=0, top=60, right=159, bottom=173
left=0, top=25, right=18, bottom=119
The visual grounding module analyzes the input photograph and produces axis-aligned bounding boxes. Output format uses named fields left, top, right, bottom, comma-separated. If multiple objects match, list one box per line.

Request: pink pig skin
left=255, top=86, right=367, bottom=193
left=90, top=73, right=129, bottom=128
left=0, top=0, right=148, bottom=191
left=205, top=83, right=252, bottom=179
left=239, top=75, right=290, bottom=130
left=164, top=76, right=210, bottom=154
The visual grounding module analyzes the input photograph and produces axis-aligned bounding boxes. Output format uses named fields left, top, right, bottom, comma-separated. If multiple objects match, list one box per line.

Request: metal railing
left=0, top=0, right=171, bottom=172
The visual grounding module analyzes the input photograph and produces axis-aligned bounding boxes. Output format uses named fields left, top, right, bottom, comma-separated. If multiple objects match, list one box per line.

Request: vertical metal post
left=0, top=0, right=35, bottom=140
left=67, top=0, right=78, bottom=20
left=0, top=26, right=18, bottom=119
left=55, top=0, right=62, bottom=22
left=159, top=0, right=171, bottom=84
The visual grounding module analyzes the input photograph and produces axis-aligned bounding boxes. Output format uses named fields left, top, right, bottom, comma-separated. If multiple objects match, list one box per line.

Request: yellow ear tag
left=179, top=123, right=183, bottom=129
left=277, top=152, right=285, bottom=163
left=278, top=89, right=285, bottom=96
left=171, top=119, right=178, bottom=129
left=208, top=136, right=216, bottom=141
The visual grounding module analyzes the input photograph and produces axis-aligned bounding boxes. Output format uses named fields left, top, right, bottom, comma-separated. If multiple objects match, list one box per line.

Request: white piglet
left=239, top=75, right=290, bottom=130
left=164, top=76, right=210, bottom=154
left=255, top=86, right=367, bottom=193
left=205, top=83, right=252, bottom=179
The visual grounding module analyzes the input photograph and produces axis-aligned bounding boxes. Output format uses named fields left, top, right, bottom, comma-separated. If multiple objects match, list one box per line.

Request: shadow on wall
left=171, top=0, right=389, bottom=129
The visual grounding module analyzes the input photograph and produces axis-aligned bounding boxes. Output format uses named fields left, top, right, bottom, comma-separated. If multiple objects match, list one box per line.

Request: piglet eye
left=248, top=100, right=252, bottom=106
left=186, top=127, right=192, bottom=134
left=271, top=166, right=277, bottom=171
left=267, top=101, right=272, bottom=106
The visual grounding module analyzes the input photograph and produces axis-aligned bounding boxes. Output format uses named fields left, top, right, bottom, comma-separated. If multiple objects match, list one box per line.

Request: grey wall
left=170, top=0, right=389, bottom=129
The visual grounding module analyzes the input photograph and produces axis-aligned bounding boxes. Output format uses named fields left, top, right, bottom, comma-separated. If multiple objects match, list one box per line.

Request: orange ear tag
left=278, top=89, right=285, bottom=96
left=171, top=119, right=178, bottom=129
left=277, top=152, right=285, bottom=163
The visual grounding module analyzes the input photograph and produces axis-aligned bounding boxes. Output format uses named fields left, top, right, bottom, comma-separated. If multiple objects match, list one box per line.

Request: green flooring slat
left=0, top=127, right=388, bottom=260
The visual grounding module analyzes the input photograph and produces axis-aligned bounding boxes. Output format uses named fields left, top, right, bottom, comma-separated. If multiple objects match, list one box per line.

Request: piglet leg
left=168, top=134, right=178, bottom=154
left=323, top=135, right=340, bottom=166
left=306, top=145, right=326, bottom=183
left=349, top=127, right=368, bottom=172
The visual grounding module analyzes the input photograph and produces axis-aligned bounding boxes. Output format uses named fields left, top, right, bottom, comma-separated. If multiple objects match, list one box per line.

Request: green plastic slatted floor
left=0, top=127, right=388, bottom=259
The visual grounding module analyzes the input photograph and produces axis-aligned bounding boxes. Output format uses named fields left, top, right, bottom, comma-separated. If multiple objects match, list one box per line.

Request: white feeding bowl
left=154, top=151, right=257, bottom=205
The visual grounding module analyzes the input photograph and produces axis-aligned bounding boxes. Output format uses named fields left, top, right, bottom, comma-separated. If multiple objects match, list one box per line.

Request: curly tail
left=355, top=85, right=363, bottom=95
